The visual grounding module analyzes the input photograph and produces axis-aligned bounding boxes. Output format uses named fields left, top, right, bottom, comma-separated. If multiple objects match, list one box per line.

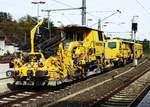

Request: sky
left=0, top=0, right=150, bottom=40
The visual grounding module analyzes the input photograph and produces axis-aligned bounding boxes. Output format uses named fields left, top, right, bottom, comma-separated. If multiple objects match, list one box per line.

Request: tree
left=0, top=12, right=12, bottom=22
left=18, top=15, right=38, bottom=45
left=0, top=12, right=57, bottom=49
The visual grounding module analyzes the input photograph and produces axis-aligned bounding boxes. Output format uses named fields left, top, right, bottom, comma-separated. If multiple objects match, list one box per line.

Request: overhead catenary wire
left=47, top=1, right=123, bottom=27
left=89, top=10, right=121, bottom=27
left=51, top=0, right=116, bottom=19
left=87, top=12, right=99, bottom=19
left=49, top=0, right=120, bottom=26
left=135, top=0, right=150, bottom=16
left=51, top=0, right=74, bottom=8
left=42, top=0, right=82, bottom=25
left=61, top=13, right=74, bottom=24
left=87, top=10, right=116, bottom=13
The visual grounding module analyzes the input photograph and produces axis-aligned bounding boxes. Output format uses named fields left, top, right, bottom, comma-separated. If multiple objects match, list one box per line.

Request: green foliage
left=0, top=12, right=12, bottom=22
left=0, top=12, right=55, bottom=46
left=18, top=15, right=38, bottom=44
left=143, top=39, right=150, bottom=57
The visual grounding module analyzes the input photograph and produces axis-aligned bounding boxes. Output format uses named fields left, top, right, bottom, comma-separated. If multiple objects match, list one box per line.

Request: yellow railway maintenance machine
left=6, top=20, right=109, bottom=86
left=6, top=20, right=49, bottom=86
left=105, top=38, right=143, bottom=67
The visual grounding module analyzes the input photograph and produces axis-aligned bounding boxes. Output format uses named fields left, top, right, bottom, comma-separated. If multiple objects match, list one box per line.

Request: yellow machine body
left=6, top=20, right=143, bottom=86
left=45, top=26, right=106, bottom=82
left=105, top=39, right=143, bottom=65
left=135, top=43, right=143, bottom=59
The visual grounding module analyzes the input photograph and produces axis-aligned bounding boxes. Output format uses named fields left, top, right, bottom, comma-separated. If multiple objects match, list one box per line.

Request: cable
left=61, top=13, right=74, bottom=23
left=89, top=10, right=121, bottom=27
left=51, top=0, right=74, bottom=8
left=87, top=10, right=115, bottom=13
left=87, top=12, right=99, bottom=19
left=135, top=0, right=150, bottom=15
left=59, top=13, right=81, bottom=15
left=105, top=32, right=131, bottom=34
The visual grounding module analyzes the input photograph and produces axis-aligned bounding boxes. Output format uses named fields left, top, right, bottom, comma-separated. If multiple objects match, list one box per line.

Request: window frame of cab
left=65, top=31, right=84, bottom=41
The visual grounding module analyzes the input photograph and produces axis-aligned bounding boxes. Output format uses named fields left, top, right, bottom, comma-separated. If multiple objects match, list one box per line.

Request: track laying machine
left=6, top=20, right=143, bottom=86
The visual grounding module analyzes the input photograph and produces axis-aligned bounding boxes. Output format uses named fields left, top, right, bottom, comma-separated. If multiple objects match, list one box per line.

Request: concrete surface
left=0, top=78, right=14, bottom=93
left=0, top=63, right=10, bottom=78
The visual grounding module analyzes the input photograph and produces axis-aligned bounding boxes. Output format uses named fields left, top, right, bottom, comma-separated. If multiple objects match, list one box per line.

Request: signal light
left=132, top=23, right=138, bottom=32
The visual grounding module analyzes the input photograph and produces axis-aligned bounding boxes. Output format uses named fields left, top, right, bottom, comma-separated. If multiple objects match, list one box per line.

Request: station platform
left=138, top=90, right=150, bottom=107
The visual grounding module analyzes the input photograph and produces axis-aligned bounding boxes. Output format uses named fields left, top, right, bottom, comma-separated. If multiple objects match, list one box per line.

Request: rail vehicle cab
left=61, top=25, right=105, bottom=61
left=105, top=39, right=133, bottom=66
left=61, top=25, right=106, bottom=76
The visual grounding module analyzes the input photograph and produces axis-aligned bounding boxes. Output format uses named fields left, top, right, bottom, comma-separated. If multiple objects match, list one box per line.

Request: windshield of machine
left=108, top=42, right=116, bottom=49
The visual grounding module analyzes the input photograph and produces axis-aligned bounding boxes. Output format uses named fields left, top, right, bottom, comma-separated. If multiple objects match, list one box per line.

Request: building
left=0, top=36, right=19, bottom=56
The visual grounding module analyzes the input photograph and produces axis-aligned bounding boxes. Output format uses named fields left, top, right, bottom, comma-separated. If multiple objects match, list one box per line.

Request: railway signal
left=132, top=16, right=139, bottom=66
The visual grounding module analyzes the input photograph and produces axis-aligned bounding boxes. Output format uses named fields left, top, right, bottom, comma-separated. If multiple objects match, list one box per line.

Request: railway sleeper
left=103, top=100, right=132, bottom=106
left=113, top=95, right=135, bottom=99
left=97, top=96, right=135, bottom=107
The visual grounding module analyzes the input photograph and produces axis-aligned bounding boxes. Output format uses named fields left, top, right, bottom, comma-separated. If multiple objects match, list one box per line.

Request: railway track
left=45, top=59, right=150, bottom=107
left=93, top=67, right=150, bottom=107
left=0, top=58, right=149, bottom=107
left=0, top=89, right=48, bottom=107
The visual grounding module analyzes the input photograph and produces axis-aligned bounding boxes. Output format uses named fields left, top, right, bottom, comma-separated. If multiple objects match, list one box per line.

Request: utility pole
left=41, top=9, right=51, bottom=38
left=98, top=19, right=101, bottom=30
left=24, top=32, right=27, bottom=45
left=82, top=0, right=86, bottom=25
left=31, top=1, right=46, bottom=34
left=41, top=0, right=86, bottom=26
left=41, top=7, right=83, bottom=27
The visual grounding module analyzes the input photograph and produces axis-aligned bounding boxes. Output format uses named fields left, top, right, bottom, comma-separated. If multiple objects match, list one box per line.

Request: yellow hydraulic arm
left=30, top=19, right=44, bottom=54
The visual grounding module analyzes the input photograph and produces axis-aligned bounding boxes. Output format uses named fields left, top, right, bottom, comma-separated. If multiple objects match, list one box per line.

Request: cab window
left=65, top=32, right=73, bottom=41
left=108, top=42, right=116, bottom=49
left=98, top=31, right=103, bottom=41
left=77, top=32, right=84, bottom=41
